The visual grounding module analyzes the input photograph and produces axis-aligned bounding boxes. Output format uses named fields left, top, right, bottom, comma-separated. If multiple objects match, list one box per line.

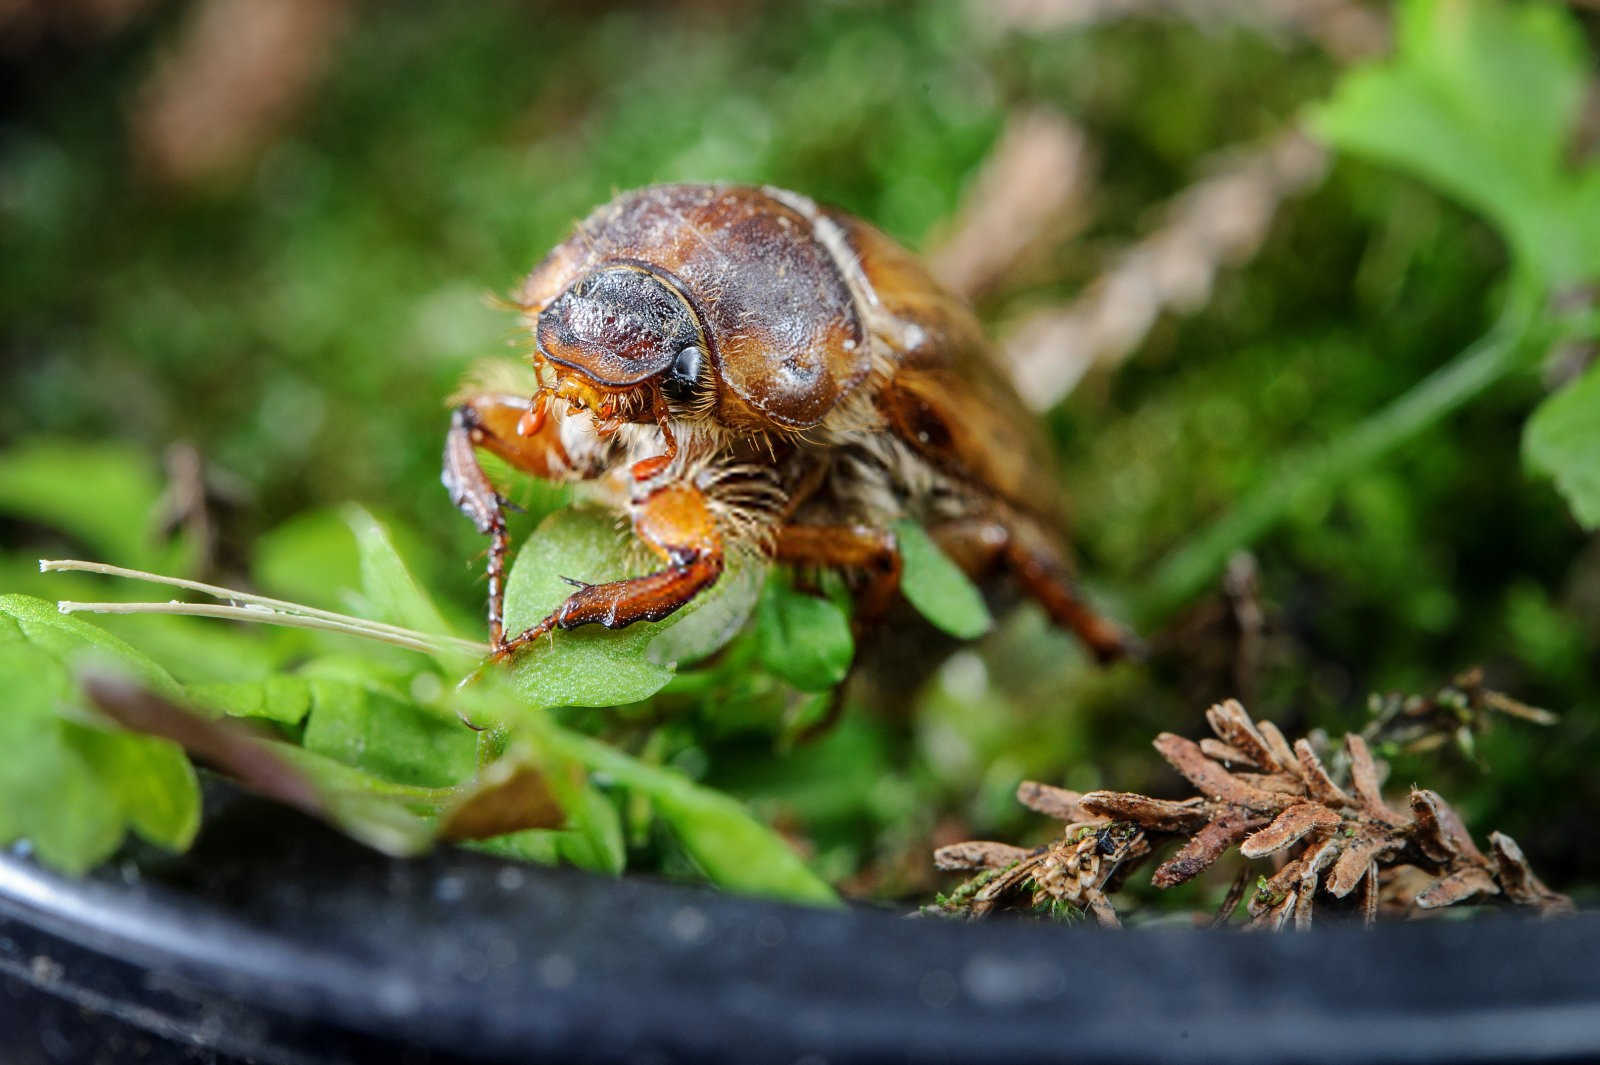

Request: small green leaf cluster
left=1314, top=0, right=1600, bottom=531
left=0, top=594, right=198, bottom=873
left=0, top=437, right=998, bottom=903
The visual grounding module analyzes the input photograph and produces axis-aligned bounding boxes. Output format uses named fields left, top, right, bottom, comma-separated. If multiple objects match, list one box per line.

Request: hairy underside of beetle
left=571, top=402, right=981, bottom=555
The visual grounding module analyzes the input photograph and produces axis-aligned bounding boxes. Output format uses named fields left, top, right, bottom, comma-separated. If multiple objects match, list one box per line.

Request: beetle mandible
left=443, top=183, right=1133, bottom=662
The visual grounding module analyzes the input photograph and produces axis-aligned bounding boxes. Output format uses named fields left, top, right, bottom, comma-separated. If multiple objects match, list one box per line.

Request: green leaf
left=463, top=829, right=563, bottom=865
left=343, top=504, right=478, bottom=675
left=500, top=507, right=755, bottom=708
left=0, top=596, right=200, bottom=872
left=63, top=724, right=201, bottom=852
left=552, top=777, right=627, bottom=875
left=556, top=727, right=838, bottom=905
left=1313, top=0, right=1600, bottom=286
left=893, top=519, right=992, bottom=639
left=1524, top=362, right=1600, bottom=529
left=0, top=711, right=124, bottom=875
left=754, top=577, right=854, bottom=692
left=0, top=593, right=182, bottom=699
left=346, top=505, right=460, bottom=640
left=252, top=508, right=363, bottom=612
left=646, top=557, right=764, bottom=669
left=299, top=679, right=478, bottom=788
left=0, top=441, right=187, bottom=571
left=247, top=741, right=444, bottom=855
left=462, top=685, right=836, bottom=904
left=187, top=676, right=315, bottom=727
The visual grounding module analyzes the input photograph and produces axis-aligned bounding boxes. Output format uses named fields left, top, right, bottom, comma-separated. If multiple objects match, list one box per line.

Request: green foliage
left=1145, top=0, right=1600, bottom=605
left=528, top=722, right=838, bottom=906
left=1314, top=0, right=1600, bottom=288
left=754, top=577, right=854, bottom=693
left=0, top=595, right=199, bottom=872
left=894, top=520, right=993, bottom=640
left=187, top=676, right=315, bottom=727
left=1313, top=0, right=1600, bottom=535
left=3, top=0, right=1598, bottom=910
left=0, top=481, right=835, bottom=901
left=1524, top=363, right=1600, bottom=531
left=498, top=508, right=756, bottom=708
left=252, top=508, right=365, bottom=612
left=647, top=561, right=766, bottom=670
left=299, top=679, right=476, bottom=789
left=347, top=504, right=465, bottom=644
left=0, top=443, right=189, bottom=573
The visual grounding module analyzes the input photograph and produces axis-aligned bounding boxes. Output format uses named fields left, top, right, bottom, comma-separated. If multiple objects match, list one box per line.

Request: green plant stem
left=1135, top=281, right=1545, bottom=623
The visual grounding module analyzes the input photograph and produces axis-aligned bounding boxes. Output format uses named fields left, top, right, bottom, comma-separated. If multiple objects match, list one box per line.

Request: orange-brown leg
left=493, top=480, right=725, bottom=660
left=930, top=514, right=1138, bottom=663
left=443, top=392, right=577, bottom=651
left=770, top=524, right=902, bottom=628
left=767, top=523, right=901, bottom=743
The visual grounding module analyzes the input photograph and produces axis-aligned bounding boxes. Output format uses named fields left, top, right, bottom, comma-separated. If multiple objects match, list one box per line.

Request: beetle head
left=535, top=263, right=708, bottom=415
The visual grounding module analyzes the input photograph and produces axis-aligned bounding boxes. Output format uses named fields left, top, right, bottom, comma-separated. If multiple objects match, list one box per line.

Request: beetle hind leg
left=931, top=514, right=1138, bottom=663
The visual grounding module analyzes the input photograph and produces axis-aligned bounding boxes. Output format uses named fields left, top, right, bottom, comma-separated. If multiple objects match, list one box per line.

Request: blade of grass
left=1135, top=279, right=1545, bottom=622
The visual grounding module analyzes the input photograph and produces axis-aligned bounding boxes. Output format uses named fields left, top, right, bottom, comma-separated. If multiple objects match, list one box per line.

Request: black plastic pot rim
left=2, top=840, right=1598, bottom=1065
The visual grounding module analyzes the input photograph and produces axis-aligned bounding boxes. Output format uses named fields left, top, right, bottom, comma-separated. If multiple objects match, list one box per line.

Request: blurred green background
left=2, top=0, right=1596, bottom=906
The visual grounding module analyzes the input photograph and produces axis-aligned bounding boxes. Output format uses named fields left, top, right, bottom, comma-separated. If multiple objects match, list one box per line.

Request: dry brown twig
left=931, top=699, right=1571, bottom=930
left=963, top=0, right=1390, bottom=409
left=927, top=108, right=1097, bottom=304
left=977, top=0, right=1389, bottom=61
left=132, top=0, right=351, bottom=186
left=1003, top=128, right=1328, bottom=408
left=931, top=783, right=1151, bottom=927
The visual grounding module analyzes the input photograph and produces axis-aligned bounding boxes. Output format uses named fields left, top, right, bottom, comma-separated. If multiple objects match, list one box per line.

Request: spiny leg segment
left=444, top=391, right=724, bottom=660
left=930, top=513, right=1138, bottom=663
left=443, top=393, right=573, bottom=653
left=492, top=480, right=724, bottom=660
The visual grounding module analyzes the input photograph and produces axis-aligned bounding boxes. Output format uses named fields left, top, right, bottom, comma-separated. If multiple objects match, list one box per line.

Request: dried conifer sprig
left=930, top=783, right=1149, bottom=928
left=933, top=700, right=1571, bottom=930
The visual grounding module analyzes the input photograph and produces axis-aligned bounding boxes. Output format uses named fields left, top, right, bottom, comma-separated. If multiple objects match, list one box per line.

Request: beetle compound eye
left=663, top=344, right=704, bottom=402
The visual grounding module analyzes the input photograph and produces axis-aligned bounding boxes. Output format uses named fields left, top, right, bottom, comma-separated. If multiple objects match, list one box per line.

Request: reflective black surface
left=1, top=792, right=1597, bottom=1065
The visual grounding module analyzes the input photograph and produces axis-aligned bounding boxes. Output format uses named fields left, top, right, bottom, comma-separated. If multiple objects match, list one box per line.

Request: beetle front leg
left=443, top=392, right=575, bottom=652
left=493, top=480, right=725, bottom=661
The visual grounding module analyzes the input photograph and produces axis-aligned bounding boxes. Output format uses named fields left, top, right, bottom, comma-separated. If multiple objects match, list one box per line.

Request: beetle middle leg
left=930, top=513, right=1138, bottom=663
left=493, top=480, right=725, bottom=661
left=771, top=523, right=903, bottom=628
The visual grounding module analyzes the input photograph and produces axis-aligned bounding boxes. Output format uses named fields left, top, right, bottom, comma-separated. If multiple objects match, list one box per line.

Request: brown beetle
left=443, top=183, right=1132, bottom=662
